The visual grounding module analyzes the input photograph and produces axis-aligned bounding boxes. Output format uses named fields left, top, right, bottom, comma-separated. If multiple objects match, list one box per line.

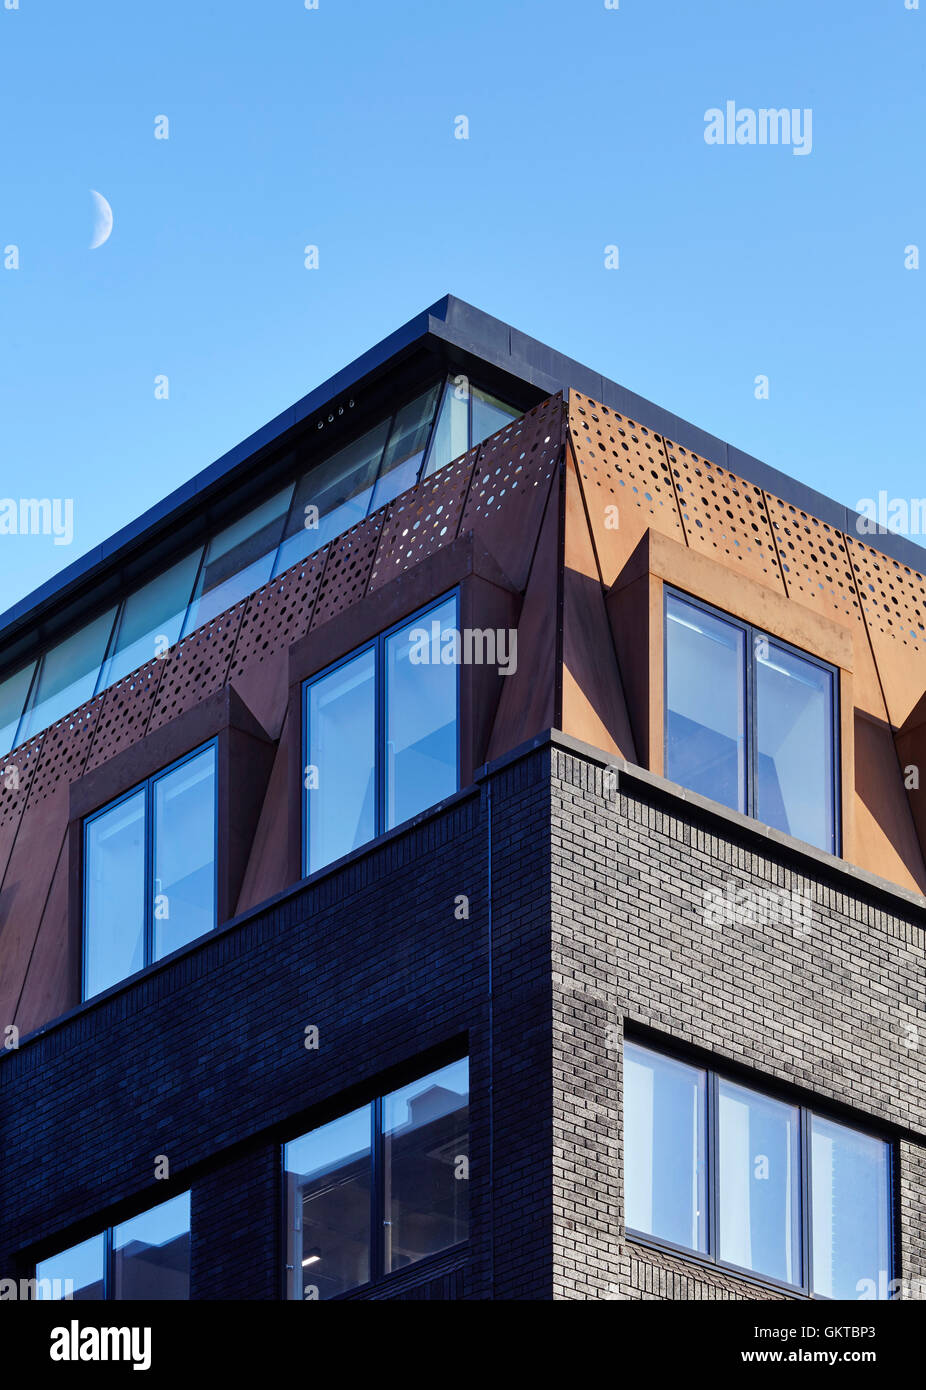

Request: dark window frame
left=663, top=585, right=842, bottom=855
left=281, top=1054, right=470, bottom=1300
left=301, top=591, right=462, bottom=878
left=33, top=1190, right=191, bottom=1301
left=623, top=1036, right=895, bottom=1299
left=81, top=739, right=219, bottom=1002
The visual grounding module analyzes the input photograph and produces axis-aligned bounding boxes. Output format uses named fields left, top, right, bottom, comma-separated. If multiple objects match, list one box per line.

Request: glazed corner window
left=284, top=1057, right=469, bottom=1299
left=303, top=594, right=459, bottom=875
left=664, top=590, right=838, bottom=854
left=624, top=1040, right=893, bottom=1297
left=83, top=743, right=217, bottom=1000
left=34, top=1192, right=191, bottom=1300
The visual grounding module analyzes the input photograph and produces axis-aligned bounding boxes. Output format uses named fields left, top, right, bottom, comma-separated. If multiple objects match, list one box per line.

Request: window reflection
left=385, top=597, right=458, bottom=830
left=153, top=746, right=217, bottom=960
left=757, top=642, right=835, bottom=853
left=717, top=1079, right=800, bottom=1285
left=811, top=1116, right=891, bottom=1300
left=35, top=1233, right=106, bottom=1300
left=84, top=788, right=147, bottom=999
left=0, top=661, right=35, bottom=759
left=665, top=594, right=746, bottom=813
left=624, top=1042, right=708, bottom=1253
left=18, top=609, right=117, bottom=744
left=183, top=487, right=293, bottom=634
left=113, top=1192, right=191, bottom=1300
left=305, top=648, right=376, bottom=874
left=284, top=1106, right=372, bottom=1300
left=383, top=1058, right=469, bottom=1273
left=100, top=550, right=202, bottom=687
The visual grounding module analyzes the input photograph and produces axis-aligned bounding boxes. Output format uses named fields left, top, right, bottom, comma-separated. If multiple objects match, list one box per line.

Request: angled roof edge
left=1, top=293, right=921, bottom=650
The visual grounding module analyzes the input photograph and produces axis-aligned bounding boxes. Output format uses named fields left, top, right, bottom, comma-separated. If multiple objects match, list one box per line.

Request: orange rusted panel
left=235, top=711, right=293, bottom=915
left=369, top=446, right=478, bottom=593
left=460, top=394, right=564, bottom=591
left=486, top=472, right=559, bottom=760
left=562, top=444, right=637, bottom=761
left=567, top=390, right=683, bottom=589
left=853, top=710, right=926, bottom=894
left=310, top=513, right=384, bottom=631
left=15, top=835, right=76, bottom=1035
left=665, top=441, right=785, bottom=594
left=848, top=537, right=926, bottom=729
left=148, top=602, right=246, bottom=733
left=85, top=660, right=166, bottom=773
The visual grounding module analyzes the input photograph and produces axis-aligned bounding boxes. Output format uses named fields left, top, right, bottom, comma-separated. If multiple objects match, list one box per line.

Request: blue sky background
left=1, top=0, right=923, bottom=614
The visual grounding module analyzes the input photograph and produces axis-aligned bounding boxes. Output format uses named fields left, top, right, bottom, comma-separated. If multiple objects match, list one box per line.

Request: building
left=1, top=296, right=924, bottom=1302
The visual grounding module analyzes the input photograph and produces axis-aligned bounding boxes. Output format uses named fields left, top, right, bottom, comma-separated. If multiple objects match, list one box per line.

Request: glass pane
left=0, top=661, right=35, bottom=757
left=35, top=1233, right=106, bottom=1300
left=85, top=788, right=146, bottom=999
left=624, top=1042, right=707, bottom=1252
left=183, top=486, right=293, bottom=634
left=305, top=648, right=376, bottom=873
left=369, top=384, right=441, bottom=512
left=423, top=379, right=469, bottom=478
left=383, top=1058, right=469, bottom=1273
left=756, top=642, right=835, bottom=852
left=471, top=386, right=519, bottom=446
left=385, top=597, right=458, bottom=830
left=273, top=422, right=390, bottom=576
left=18, top=608, right=117, bottom=743
left=113, top=1192, right=190, bottom=1300
left=718, top=1079, right=801, bottom=1285
left=100, top=550, right=202, bottom=688
left=665, top=593, right=746, bottom=813
left=153, top=746, right=216, bottom=959
left=284, top=1105, right=372, bottom=1300
left=811, top=1115, right=891, bottom=1300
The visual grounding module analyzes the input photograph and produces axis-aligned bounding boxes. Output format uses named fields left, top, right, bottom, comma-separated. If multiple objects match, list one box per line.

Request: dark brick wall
left=0, top=748, right=555, bottom=1301
left=550, top=741, right=926, bottom=1300
left=3, top=735, right=923, bottom=1302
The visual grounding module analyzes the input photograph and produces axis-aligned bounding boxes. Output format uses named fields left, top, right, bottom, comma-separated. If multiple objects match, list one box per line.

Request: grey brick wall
left=550, top=741, right=926, bottom=1301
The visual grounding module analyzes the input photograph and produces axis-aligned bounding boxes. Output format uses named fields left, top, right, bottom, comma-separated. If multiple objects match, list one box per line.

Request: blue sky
left=1, top=0, right=923, bottom=614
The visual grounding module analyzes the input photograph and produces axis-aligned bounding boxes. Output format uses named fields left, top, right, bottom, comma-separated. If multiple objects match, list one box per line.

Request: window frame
left=81, top=739, right=219, bottom=1001
left=623, top=1036, right=895, bottom=1299
left=34, top=1191, right=191, bottom=1301
left=301, top=591, right=461, bottom=878
left=281, top=1052, right=470, bottom=1300
left=663, top=585, right=842, bottom=855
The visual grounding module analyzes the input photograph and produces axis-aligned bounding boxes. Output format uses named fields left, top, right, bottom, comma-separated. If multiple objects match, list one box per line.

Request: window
left=0, top=381, right=520, bottom=757
left=303, top=594, right=459, bottom=875
left=664, top=590, right=838, bottom=853
left=83, top=743, right=217, bottom=999
left=35, top=1193, right=191, bottom=1301
left=624, top=1040, right=893, bottom=1297
left=284, top=1058, right=469, bottom=1299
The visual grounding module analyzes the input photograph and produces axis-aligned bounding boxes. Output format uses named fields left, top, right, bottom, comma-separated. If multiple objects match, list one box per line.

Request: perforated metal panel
left=85, top=660, right=166, bottom=773
left=765, top=497, right=863, bottom=626
left=310, top=513, right=384, bottom=631
left=229, top=546, right=329, bottom=680
left=0, top=733, right=44, bottom=841
left=458, top=393, right=564, bottom=590
left=848, top=539, right=926, bottom=648
left=666, top=443, right=784, bottom=591
left=568, top=393, right=683, bottom=556
left=368, top=447, right=478, bottom=594
left=147, top=602, right=246, bottom=733
left=26, top=698, right=104, bottom=807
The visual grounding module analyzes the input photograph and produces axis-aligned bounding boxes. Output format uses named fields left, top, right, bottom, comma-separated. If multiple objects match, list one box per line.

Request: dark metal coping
left=2, top=293, right=923, bottom=670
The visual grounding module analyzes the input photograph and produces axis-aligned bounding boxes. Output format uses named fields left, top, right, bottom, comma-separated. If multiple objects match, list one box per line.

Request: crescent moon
left=89, top=190, right=113, bottom=250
